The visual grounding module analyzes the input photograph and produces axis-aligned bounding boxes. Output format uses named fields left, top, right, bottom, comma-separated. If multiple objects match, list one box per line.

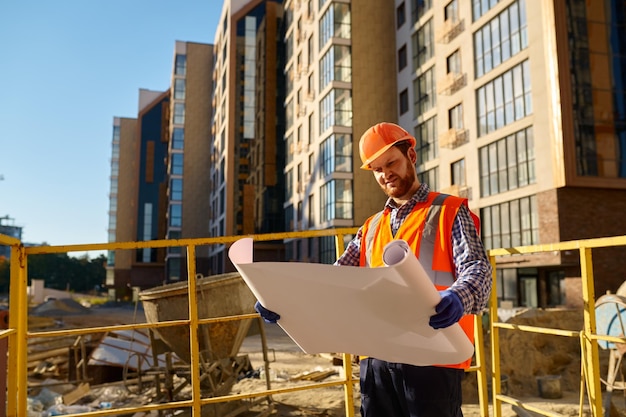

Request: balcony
left=436, top=19, right=464, bottom=44
left=437, top=72, right=466, bottom=95
left=439, top=128, right=468, bottom=149
left=440, top=184, right=471, bottom=199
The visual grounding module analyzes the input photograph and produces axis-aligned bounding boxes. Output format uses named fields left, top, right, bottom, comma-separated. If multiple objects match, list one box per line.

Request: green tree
left=0, top=252, right=107, bottom=294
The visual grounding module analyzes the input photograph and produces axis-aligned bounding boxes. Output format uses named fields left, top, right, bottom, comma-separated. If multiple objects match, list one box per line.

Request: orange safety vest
left=359, top=192, right=476, bottom=369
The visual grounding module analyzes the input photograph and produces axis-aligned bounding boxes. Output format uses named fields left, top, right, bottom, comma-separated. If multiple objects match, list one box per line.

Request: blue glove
left=429, top=290, right=464, bottom=329
left=254, top=301, right=281, bottom=323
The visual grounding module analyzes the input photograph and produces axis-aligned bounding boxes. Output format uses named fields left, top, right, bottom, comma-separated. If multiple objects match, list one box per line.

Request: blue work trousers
left=360, top=357, right=464, bottom=417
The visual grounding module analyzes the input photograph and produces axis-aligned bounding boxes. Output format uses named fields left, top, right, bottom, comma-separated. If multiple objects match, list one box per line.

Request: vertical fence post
left=488, top=254, right=502, bottom=417
left=7, top=244, right=27, bottom=417
left=579, top=246, right=603, bottom=416
left=186, top=244, right=202, bottom=416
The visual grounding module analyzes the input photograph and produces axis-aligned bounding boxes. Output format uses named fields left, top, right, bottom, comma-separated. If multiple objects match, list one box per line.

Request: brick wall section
left=558, top=187, right=626, bottom=296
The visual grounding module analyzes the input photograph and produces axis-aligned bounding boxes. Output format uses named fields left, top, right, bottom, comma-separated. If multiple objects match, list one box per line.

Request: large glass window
left=320, top=134, right=352, bottom=176
left=319, top=45, right=352, bottom=90
left=319, top=89, right=352, bottom=133
left=412, top=19, right=433, bottom=70
left=479, top=126, right=535, bottom=197
left=474, top=0, right=527, bottom=77
left=398, top=44, right=408, bottom=71
left=476, top=60, right=531, bottom=136
left=414, top=66, right=436, bottom=116
left=415, top=116, right=438, bottom=163
left=472, top=0, right=502, bottom=21
left=481, top=195, right=538, bottom=249
left=319, top=3, right=351, bottom=49
left=320, top=179, right=353, bottom=222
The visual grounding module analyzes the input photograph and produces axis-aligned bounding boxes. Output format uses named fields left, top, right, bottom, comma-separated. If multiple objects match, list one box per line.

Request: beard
left=379, top=159, right=417, bottom=199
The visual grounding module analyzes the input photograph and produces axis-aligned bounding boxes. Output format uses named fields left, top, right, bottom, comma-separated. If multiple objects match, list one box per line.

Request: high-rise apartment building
left=165, top=41, right=214, bottom=282
left=209, top=0, right=287, bottom=273
left=107, top=90, right=170, bottom=300
left=397, top=0, right=626, bottom=307
left=281, top=0, right=398, bottom=264
left=107, top=41, right=215, bottom=297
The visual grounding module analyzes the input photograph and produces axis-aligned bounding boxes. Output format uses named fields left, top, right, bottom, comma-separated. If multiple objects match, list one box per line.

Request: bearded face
left=371, top=147, right=419, bottom=202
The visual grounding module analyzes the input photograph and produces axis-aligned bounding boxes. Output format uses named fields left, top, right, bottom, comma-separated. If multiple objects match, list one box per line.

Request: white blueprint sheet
left=228, top=238, right=473, bottom=367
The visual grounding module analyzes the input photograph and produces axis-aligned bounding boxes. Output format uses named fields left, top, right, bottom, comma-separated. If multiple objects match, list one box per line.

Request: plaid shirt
left=335, top=183, right=492, bottom=315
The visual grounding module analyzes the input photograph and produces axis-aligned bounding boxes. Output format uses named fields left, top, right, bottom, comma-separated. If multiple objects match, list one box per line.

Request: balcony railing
left=436, top=19, right=464, bottom=44
left=437, top=72, right=466, bottom=95
left=439, top=128, right=468, bottom=149
left=440, top=184, right=471, bottom=199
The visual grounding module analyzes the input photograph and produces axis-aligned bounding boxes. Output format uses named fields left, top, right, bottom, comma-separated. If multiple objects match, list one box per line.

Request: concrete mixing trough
left=138, top=272, right=257, bottom=364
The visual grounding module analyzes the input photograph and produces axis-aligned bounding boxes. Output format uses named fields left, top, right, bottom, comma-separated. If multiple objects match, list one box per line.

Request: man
left=256, top=122, right=492, bottom=417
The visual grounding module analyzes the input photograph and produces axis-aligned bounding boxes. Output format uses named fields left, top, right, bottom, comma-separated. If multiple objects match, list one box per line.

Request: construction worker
left=255, top=121, right=492, bottom=417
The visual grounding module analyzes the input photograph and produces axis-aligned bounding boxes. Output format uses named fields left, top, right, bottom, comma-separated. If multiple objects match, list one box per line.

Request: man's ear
left=408, top=147, right=417, bottom=164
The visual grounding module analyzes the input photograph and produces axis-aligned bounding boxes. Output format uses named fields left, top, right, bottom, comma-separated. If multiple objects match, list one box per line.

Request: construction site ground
left=24, top=303, right=626, bottom=416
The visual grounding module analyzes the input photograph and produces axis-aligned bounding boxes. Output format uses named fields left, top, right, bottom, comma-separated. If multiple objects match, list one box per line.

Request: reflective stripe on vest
left=359, top=192, right=475, bottom=369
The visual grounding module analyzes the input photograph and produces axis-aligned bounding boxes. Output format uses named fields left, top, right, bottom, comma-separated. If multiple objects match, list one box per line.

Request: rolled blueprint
left=382, top=239, right=441, bottom=309
left=229, top=237, right=474, bottom=366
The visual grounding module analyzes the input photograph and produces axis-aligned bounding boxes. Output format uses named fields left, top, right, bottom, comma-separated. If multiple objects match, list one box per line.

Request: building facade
left=397, top=0, right=626, bottom=308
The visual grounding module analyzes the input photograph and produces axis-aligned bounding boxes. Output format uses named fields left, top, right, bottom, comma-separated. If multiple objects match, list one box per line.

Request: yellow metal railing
left=17, top=230, right=626, bottom=416
left=487, top=235, right=626, bottom=417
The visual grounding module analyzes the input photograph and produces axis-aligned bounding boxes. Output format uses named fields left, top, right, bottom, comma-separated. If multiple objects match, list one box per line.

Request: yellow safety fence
left=1, top=230, right=625, bottom=417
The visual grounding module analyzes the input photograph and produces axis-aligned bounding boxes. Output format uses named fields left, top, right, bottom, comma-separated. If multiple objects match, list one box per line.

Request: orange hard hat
left=358, top=122, right=416, bottom=170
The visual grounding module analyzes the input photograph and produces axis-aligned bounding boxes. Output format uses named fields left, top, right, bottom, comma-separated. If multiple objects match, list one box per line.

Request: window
left=174, top=78, right=186, bottom=100
left=171, top=153, right=183, bottom=176
left=320, top=179, right=353, bottom=222
left=170, top=179, right=183, bottom=201
left=175, top=55, right=186, bottom=75
left=479, top=126, right=535, bottom=197
left=414, top=66, right=436, bottom=116
left=417, top=167, right=438, bottom=190
left=399, top=89, right=409, bottom=115
left=172, top=128, right=184, bottom=150
left=173, top=103, right=185, bottom=125
left=411, top=0, right=432, bottom=23
left=320, top=134, right=352, bottom=175
left=449, top=103, right=463, bottom=129
left=398, top=44, right=408, bottom=71
left=412, top=19, right=433, bottom=69
left=444, top=0, right=459, bottom=22
left=169, top=204, right=182, bottom=228
left=397, top=2, right=406, bottom=27
left=415, top=116, right=438, bottom=164
left=451, top=159, right=466, bottom=186
left=476, top=60, right=531, bottom=136
left=319, top=89, right=352, bottom=133
left=472, top=0, right=502, bottom=21
left=447, top=49, right=461, bottom=74
left=319, top=45, right=352, bottom=90
left=319, top=3, right=351, bottom=49
left=474, top=1, right=528, bottom=77
left=480, top=195, right=538, bottom=250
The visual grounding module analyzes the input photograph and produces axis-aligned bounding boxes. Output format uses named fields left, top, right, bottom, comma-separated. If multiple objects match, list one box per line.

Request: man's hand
left=254, top=301, right=281, bottom=323
left=429, top=290, right=463, bottom=329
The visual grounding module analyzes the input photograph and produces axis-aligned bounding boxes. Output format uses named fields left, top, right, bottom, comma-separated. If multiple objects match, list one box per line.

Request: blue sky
left=0, top=1, right=222, bottom=256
